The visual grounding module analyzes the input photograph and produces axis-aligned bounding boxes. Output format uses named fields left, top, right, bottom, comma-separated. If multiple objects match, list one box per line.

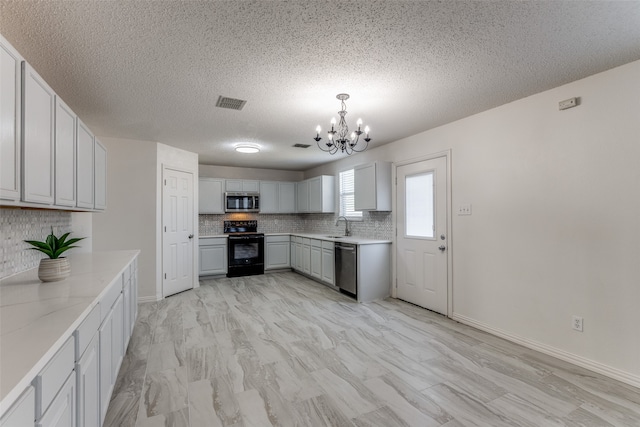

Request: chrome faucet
left=335, top=216, right=351, bottom=236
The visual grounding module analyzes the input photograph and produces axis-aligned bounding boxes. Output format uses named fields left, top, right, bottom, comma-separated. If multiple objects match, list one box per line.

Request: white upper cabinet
left=199, top=178, right=224, bottom=214
left=278, top=182, right=296, bottom=213
left=308, top=175, right=335, bottom=213
left=296, top=180, right=308, bottom=212
left=260, top=181, right=296, bottom=214
left=259, top=181, right=278, bottom=213
left=225, top=179, right=259, bottom=192
left=54, top=97, right=76, bottom=207
left=22, top=62, right=55, bottom=205
left=76, top=119, right=94, bottom=209
left=354, top=161, right=392, bottom=211
left=0, top=36, right=22, bottom=201
left=94, top=138, right=107, bottom=210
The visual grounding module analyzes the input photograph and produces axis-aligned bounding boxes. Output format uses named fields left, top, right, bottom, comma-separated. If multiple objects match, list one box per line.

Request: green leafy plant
left=24, top=228, right=85, bottom=259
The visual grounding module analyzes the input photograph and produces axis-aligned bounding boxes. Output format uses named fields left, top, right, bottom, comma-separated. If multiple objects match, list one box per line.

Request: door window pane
left=406, top=172, right=434, bottom=238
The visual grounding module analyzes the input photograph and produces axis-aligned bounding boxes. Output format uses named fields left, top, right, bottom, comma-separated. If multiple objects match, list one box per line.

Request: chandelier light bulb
left=357, top=118, right=363, bottom=127
left=350, top=132, right=356, bottom=140
left=330, top=117, right=336, bottom=125
left=364, top=126, right=370, bottom=134
left=328, top=133, right=333, bottom=140
left=316, top=125, right=321, bottom=133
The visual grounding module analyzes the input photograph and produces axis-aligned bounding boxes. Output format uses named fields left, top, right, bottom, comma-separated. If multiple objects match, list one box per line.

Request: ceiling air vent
left=215, top=96, right=247, bottom=111
left=293, top=143, right=311, bottom=148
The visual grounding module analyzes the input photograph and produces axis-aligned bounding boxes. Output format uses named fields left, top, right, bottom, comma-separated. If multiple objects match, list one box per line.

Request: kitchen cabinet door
left=259, top=181, right=278, bottom=213
left=308, top=176, right=335, bottom=213
left=295, top=241, right=303, bottom=271
left=302, top=241, right=311, bottom=275
left=94, top=139, right=107, bottom=210
left=123, top=281, right=131, bottom=349
left=98, top=310, right=113, bottom=425
left=37, top=371, right=76, bottom=427
left=111, top=295, right=124, bottom=384
left=76, top=119, right=94, bottom=209
left=199, top=178, right=224, bottom=214
left=0, top=36, right=22, bottom=201
left=310, top=241, right=322, bottom=279
left=296, top=181, right=308, bottom=212
left=0, top=386, right=34, bottom=427
left=321, top=246, right=335, bottom=285
left=265, top=236, right=290, bottom=270
left=76, top=335, right=99, bottom=427
left=54, top=97, right=76, bottom=207
left=199, top=240, right=227, bottom=276
left=22, top=62, right=55, bottom=205
left=354, top=161, right=391, bottom=211
left=278, top=182, right=296, bottom=213
left=225, top=179, right=258, bottom=192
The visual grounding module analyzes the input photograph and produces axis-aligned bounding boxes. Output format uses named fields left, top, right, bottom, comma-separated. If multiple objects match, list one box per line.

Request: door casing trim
left=392, top=149, right=453, bottom=317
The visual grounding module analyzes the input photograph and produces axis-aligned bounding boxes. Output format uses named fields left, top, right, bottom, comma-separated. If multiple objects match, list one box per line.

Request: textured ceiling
left=1, top=1, right=639, bottom=171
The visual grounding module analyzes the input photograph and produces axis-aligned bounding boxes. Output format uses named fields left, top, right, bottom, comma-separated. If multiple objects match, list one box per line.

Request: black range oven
left=224, top=220, right=264, bottom=277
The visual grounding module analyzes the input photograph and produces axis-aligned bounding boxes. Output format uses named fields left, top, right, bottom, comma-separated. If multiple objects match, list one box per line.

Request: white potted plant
left=24, top=228, right=85, bottom=282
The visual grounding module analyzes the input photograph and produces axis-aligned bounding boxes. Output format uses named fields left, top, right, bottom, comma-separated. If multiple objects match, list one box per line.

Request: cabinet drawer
left=266, top=235, right=290, bottom=243
left=311, top=239, right=321, bottom=248
left=302, top=238, right=310, bottom=246
left=74, top=303, right=100, bottom=360
left=0, top=386, right=34, bottom=427
left=34, top=336, right=74, bottom=419
left=199, top=237, right=227, bottom=246
left=322, top=240, right=335, bottom=250
left=100, top=277, right=122, bottom=323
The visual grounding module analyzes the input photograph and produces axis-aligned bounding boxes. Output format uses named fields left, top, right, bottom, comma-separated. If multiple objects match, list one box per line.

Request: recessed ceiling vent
left=293, top=143, right=311, bottom=148
left=215, top=96, right=247, bottom=111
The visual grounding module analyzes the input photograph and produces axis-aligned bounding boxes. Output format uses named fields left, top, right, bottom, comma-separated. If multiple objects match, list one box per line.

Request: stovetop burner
left=224, top=220, right=259, bottom=234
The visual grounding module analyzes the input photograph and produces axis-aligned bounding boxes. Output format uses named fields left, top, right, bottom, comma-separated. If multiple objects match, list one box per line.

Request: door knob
left=438, top=245, right=446, bottom=252
left=188, top=234, right=194, bottom=239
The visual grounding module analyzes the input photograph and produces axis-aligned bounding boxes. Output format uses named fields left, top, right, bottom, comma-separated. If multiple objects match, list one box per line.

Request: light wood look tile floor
left=104, top=272, right=640, bottom=426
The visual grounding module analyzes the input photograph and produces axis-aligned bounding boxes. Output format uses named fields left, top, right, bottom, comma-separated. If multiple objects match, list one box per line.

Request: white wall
left=199, top=164, right=303, bottom=181
left=306, top=60, right=640, bottom=385
left=156, top=143, right=199, bottom=300
left=92, top=137, right=157, bottom=300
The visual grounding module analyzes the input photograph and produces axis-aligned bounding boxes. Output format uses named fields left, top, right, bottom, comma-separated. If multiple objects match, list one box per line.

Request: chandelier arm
left=351, top=137, right=369, bottom=153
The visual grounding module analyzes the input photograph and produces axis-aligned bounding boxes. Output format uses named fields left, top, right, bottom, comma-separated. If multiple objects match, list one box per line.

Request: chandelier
left=314, top=93, right=371, bottom=155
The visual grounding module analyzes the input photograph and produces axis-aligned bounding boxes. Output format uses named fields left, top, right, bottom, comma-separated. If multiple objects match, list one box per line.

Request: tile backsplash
left=199, top=212, right=393, bottom=240
left=0, top=209, right=73, bottom=279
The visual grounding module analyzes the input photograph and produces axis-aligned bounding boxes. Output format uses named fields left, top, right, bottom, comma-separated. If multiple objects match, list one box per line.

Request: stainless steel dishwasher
left=335, top=242, right=357, bottom=296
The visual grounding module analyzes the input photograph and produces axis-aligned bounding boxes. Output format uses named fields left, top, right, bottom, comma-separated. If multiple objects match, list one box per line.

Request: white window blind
left=339, top=169, right=362, bottom=219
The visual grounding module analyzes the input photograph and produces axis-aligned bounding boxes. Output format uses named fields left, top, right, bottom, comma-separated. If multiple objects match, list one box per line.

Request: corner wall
left=92, top=137, right=157, bottom=300
left=305, top=60, right=640, bottom=385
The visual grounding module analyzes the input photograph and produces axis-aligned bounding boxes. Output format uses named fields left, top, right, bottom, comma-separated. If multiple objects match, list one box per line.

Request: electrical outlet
left=572, top=315, right=583, bottom=332
left=458, top=204, right=472, bottom=215
left=559, top=97, right=578, bottom=110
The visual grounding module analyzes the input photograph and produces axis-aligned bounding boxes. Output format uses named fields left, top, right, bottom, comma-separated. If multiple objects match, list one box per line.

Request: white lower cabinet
left=111, top=295, right=124, bottom=384
left=199, top=237, right=227, bottom=276
left=302, top=239, right=311, bottom=275
left=294, top=238, right=303, bottom=271
left=0, top=386, right=34, bottom=427
left=265, top=235, right=290, bottom=270
left=98, top=309, right=114, bottom=425
left=310, top=240, right=322, bottom=279
left=321, top=241, right=335, bottom=285
left=76, top=335, right=100, bottom=427
left=37, top=372, right=76, bottom=427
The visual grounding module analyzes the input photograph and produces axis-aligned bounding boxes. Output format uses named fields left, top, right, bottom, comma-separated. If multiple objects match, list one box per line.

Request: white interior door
left=163, top=168, right=194, bottom=297
left=396, top=156, right=448, bottom=314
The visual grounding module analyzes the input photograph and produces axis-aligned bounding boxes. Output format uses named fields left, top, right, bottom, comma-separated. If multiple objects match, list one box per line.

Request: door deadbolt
left=440, top=234, right=446, bottom=240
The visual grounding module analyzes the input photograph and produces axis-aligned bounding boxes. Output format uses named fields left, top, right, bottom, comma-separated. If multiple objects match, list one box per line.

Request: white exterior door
left=396, top=156, right=448, bottom=315
left=163, top=168, right=194, bottom=297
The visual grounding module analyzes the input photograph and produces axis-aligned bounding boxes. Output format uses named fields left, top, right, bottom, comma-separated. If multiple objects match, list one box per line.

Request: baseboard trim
left=137, top=295, right=158, bottom=303
left=451, top=313, right=640, bottom=389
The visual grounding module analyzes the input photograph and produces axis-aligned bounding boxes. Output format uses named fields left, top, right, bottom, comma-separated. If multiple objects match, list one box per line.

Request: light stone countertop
left=200, top=233, right=391, bottom=245
left=0, top=250, right=139, bottom=413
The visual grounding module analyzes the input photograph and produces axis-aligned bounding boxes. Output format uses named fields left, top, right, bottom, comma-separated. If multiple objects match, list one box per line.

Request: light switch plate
left=458, top=204, right=472, bottom=215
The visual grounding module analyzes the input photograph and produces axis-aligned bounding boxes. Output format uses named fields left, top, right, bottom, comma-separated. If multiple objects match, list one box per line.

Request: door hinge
left=164, top=226, right=166, bottom=232
left=164, top=273, right=166, bottom=279
left=164, top=179, right=167, bottom=185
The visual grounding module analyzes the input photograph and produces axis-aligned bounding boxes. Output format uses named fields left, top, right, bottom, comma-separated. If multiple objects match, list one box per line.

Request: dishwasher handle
left=335, top=244, right=356, bottom=251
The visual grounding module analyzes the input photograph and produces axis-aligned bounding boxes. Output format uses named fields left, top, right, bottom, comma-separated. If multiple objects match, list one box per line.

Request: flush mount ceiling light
left=314, top=93, right=371, bottom=155
left=235, top=144, right=260, bottom=154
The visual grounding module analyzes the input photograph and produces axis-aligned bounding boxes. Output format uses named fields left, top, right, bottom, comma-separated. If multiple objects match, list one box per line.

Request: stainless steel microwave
left=225, top=192, right=260, bottom=213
